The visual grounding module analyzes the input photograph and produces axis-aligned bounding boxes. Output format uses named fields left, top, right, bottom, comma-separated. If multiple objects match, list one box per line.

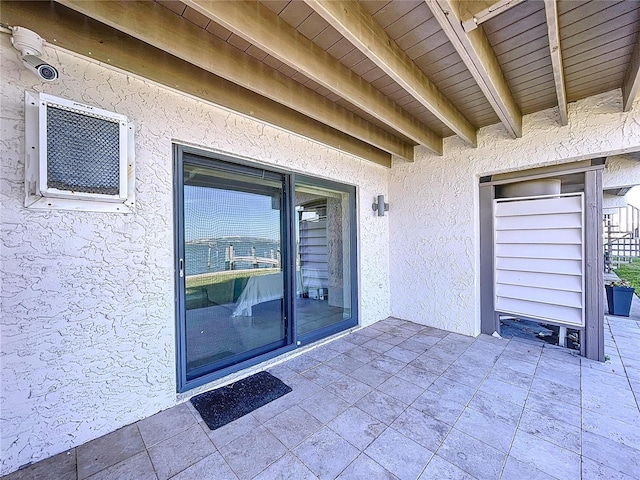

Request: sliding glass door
left=176, top=147, right=357, bottom=391
left=177, top=153, right=289, bottom=386
left=295, top=177, right=356, bottom=342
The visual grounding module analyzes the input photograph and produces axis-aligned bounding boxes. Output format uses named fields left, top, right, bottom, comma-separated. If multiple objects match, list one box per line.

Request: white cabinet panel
left=300, top=218, right=329, bottom=291
left=496, top=243, right=582, bottom=260
left=496, top=284, right=583, bottom=308
left=494, top=194, right=584, bottom=327
left=496, top=212, right=582, bottom=230
left=495, top=195, right=582, bottom=217
left=496, top=297, right=583, bottom=326
left=495, top=228, right=582, bottom=245
left=496, top=270, right=582, bottom=292
left=495, top=257, right=582, bottom=275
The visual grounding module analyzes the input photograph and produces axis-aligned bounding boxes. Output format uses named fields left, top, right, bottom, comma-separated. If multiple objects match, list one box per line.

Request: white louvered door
left=494, top=194, right=585, bottom=327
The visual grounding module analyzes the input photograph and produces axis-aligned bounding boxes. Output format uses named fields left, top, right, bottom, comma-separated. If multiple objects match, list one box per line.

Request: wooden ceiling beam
left=184, top=0, right=442, bottom=155
left=460, top=0, right=527, bottom=32
left=3, top=1, right=392, bottom=166
left=622, top=32, right=640, bottom=112
left=544, top=0, right=568, bottom=125
left=52, top=0, right=411, bottom=163
left=428, top=0, right=522, bottom=138
left=304, top=0, right=477, bottom=147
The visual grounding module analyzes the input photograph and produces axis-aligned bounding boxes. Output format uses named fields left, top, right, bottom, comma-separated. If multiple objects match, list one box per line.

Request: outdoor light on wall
left=372, top=195, right=389, bottom=216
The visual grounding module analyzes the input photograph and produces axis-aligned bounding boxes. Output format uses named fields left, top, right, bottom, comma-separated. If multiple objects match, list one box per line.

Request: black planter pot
left=605, top=285, right=635, bottom=317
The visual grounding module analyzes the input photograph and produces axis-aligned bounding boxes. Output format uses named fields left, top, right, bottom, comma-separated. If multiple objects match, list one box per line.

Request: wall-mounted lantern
left=372, top=195, right=389, bottom=216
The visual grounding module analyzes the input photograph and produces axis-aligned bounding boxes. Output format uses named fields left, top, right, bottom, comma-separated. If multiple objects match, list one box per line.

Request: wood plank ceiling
left=2, top=0, right=639, bottom=167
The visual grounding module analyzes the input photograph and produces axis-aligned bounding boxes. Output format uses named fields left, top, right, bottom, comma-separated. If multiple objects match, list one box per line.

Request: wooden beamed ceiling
left=1, top=1, right=394, bottom=166
left=299, top=0, right=477, bottom=146
left=623, top=32, right=640, bottom=113
left=183, top=0, right=442, bottom=154
left=459, top=0, right=528, bottom=32
left=428, top=0, right=523, bottom=138
left=58, top=0, right=414, bottom=161
left=2, top=0, right=640, bottom=167
left=544, top=0, right=568, bottom=125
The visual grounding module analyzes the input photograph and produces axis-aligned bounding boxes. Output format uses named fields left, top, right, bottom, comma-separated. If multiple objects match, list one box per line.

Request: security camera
left=21, top=54, right=58, bottom=82
left=11, top=26, right=58, bottom=82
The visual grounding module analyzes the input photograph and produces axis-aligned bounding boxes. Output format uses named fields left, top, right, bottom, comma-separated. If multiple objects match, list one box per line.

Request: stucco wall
left=390, top=90, right=640, bottom=337
left=603, top=193, right=629, bottom=211
left=603, top=154, right=640, bottom=190
left=0, top=39, right=392, bottom=474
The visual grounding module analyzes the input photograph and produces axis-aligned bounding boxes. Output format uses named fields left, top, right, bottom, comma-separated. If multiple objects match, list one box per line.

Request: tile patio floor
left=4, top=315, right=640, bottom=480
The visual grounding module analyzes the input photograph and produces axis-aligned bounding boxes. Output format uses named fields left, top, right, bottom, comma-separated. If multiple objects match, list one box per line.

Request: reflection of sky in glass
left=185, top=186, right=280, bottom=241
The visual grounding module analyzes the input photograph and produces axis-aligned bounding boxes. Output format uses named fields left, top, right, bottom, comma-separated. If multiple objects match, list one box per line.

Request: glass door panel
left=176, top=149, right=358, bottom=390
left=182, top=161, right=286, bottom=381
left=295, top=179, right=356, bottom=337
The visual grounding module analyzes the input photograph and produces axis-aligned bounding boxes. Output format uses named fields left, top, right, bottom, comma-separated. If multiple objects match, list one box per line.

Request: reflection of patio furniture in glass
left=232, top=271, right=304, bottom=320
left=232, top=272, right=284, bottom=317
left=301, top=268, right=328, bottom=299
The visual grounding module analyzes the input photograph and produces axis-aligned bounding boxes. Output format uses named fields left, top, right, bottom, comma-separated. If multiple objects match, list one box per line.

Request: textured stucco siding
left=603, top=154, right=640, bottom=190
left=603, top=193, right=630, bottom=210
left=0, top=40, right=391, bottom=475
left=390, top=90, right=640, bottom=337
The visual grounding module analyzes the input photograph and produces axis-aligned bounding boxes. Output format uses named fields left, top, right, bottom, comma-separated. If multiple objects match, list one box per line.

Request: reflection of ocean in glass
left=185, top=237, right=281, bottom=275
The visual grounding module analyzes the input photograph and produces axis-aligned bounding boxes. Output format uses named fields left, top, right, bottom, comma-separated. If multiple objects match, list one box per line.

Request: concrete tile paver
left=1, top=450, right=77, bottom=480
left=500, top=456, right=556, bottom=480
left=263, top=405, right=323, bottom=449
left=85, top=452, right=157, bottom=480
left=169, top=452, right=237, bottom=480
left=582, top=430, right=640, bottom=479
left=147, top=424, right=215, bottom=480
left=77, top=424, right=146, bottom=479
left=509, top=429, right=581, bottom=480
left=390, top=407, right=451, bottom=452
left=137, top=404, right=197, bottom=449
left=326, top=407, right=386, bottom=451
left=518, top=407, right=581, bottom=453
left=453, top=406, right=518, bottom=453
left=335, top=453, right=397, bottom=480
left=6, top=315, right=640, bottom=480
left=293, top=427, right=358, bottom=480
left=364, top=427, right=433, bottom=480
left=418, top=454, right=476, bottom=480
left=218, top=425, right=286, bottom=480
left=251, top=453, right=316, bottom=480
left=437, top=428, right=506, bottom=480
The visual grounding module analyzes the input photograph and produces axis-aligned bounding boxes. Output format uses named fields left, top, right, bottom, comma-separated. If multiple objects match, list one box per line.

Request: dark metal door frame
left=174, top=145, right=358, bottom=392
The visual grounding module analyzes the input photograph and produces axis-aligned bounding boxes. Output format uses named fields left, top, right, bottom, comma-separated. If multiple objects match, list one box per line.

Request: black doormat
left=190, top=371, right=292, bottom=430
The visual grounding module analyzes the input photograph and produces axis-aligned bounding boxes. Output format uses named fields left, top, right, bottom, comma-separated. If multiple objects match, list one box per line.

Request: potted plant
left=605, top=279, right=635, bottom=317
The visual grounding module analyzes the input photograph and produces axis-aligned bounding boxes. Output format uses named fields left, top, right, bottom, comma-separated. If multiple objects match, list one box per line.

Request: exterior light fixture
left=372, top=195, right=389, bottom=216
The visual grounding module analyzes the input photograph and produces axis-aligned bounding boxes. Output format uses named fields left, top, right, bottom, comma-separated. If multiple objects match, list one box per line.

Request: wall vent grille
left=24, top=92, right=135, bottom=213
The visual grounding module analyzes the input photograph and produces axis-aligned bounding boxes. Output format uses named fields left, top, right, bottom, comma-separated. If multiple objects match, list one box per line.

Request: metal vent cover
left=24, top=91, right=135, bottom=213
left=46, top=105, right=121, bottom=195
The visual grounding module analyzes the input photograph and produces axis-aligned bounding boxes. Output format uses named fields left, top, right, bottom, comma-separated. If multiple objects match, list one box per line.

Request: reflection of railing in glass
left=224, top=244, right=281, bottom=270
left=185, top=237, right=280, bottom=275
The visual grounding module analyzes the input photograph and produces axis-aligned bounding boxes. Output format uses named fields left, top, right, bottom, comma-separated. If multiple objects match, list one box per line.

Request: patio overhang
left=2, top=0, right=640, bottom=166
